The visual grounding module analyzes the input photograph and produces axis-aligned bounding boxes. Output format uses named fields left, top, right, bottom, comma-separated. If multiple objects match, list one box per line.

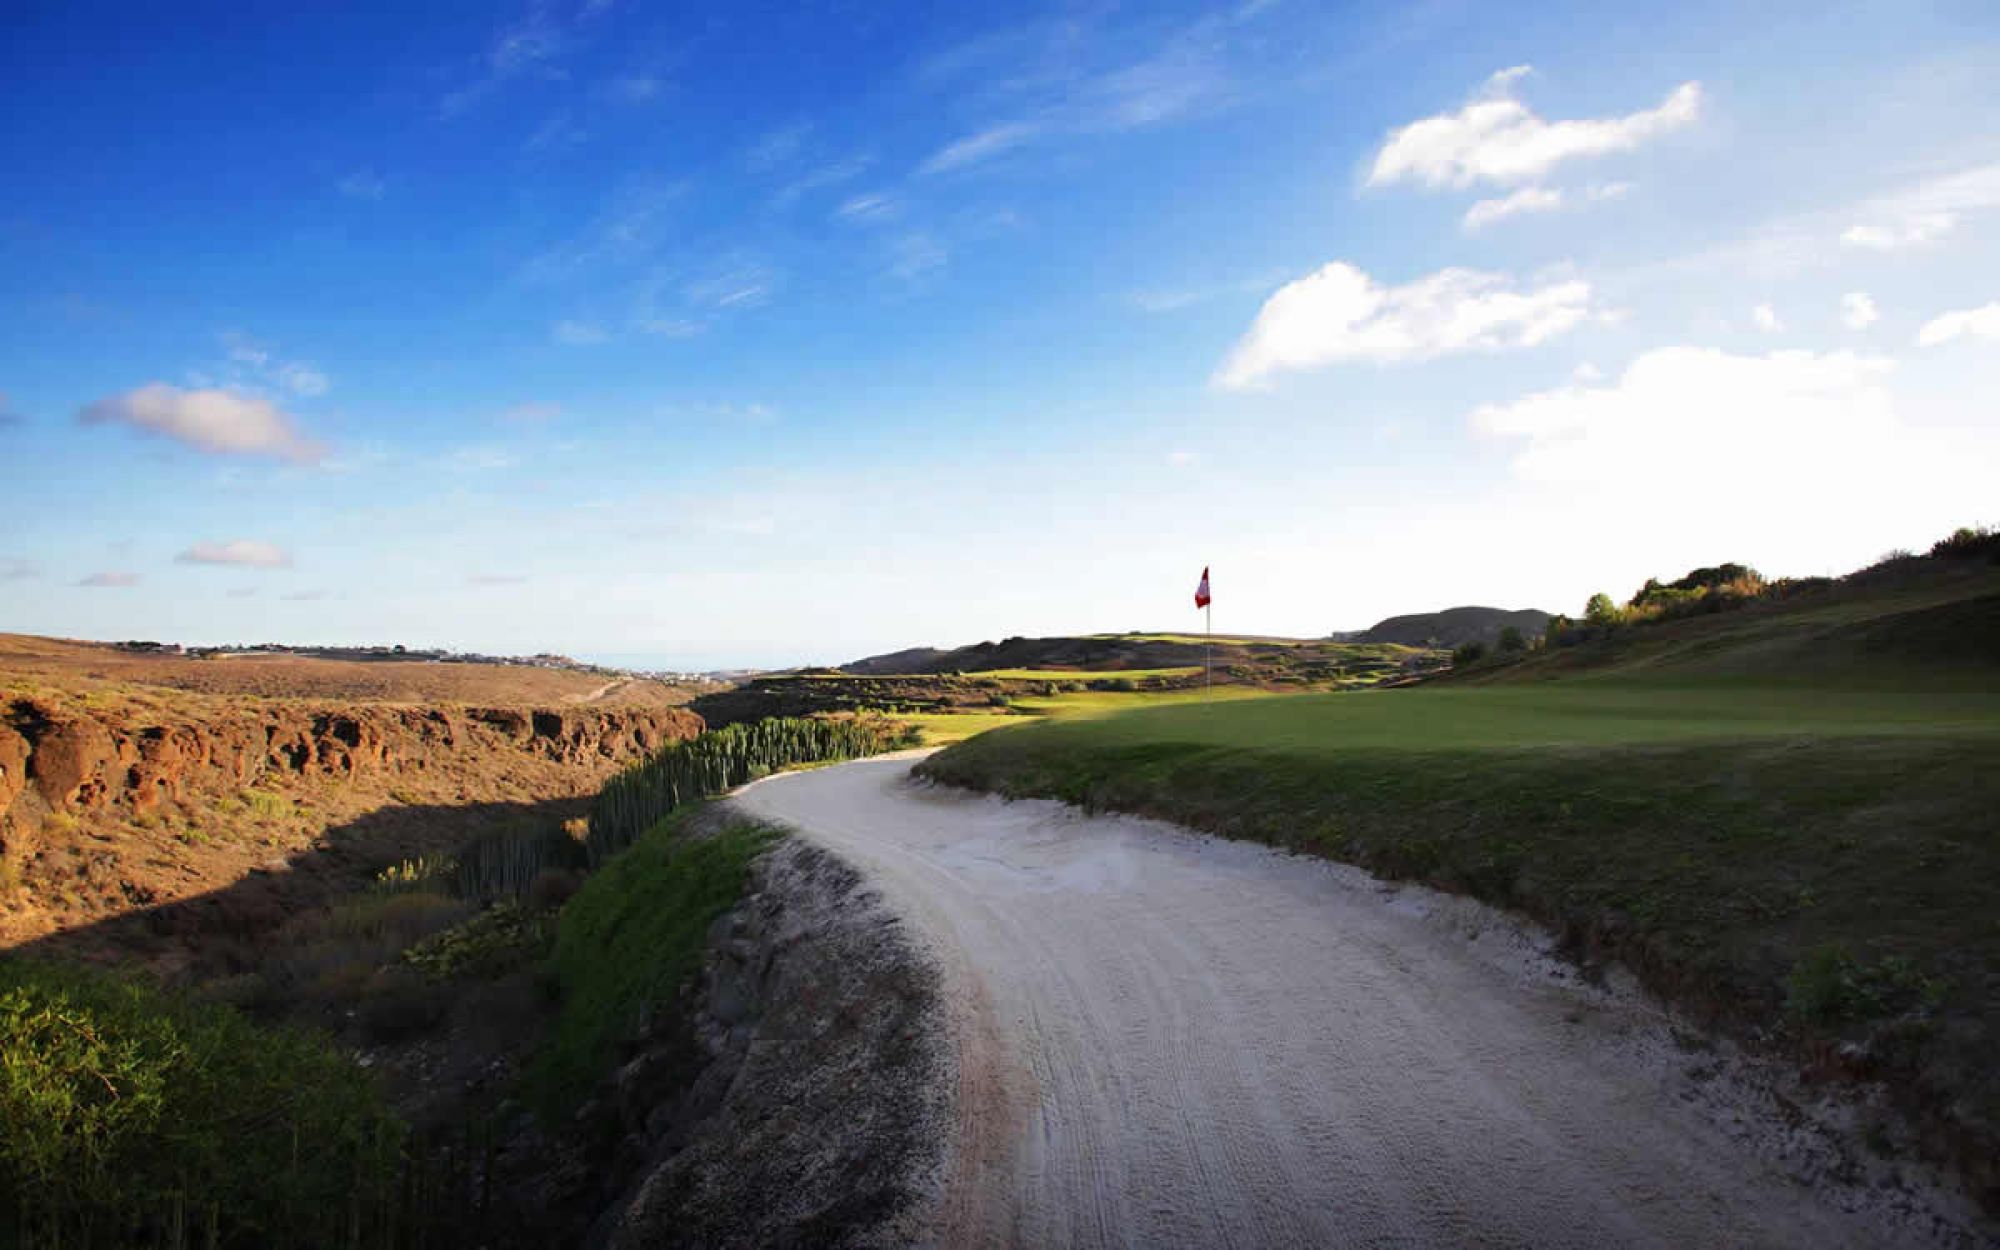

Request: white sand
left=734, top=754, right=1986, bottom=1248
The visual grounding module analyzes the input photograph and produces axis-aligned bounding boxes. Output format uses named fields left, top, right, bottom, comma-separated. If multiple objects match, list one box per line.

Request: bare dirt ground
left=734, top=754, right=1992, bottom=1248
left=0, top=633, right=702, bottom=707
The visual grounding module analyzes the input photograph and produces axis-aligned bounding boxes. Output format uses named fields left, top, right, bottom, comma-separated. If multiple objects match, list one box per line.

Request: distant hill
left=842, top=633, right=1426, bottom=677
left=1350, top=607, right=1552, bottom=650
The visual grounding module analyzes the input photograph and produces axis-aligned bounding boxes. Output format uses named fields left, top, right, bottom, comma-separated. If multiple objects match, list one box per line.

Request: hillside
left=1348, top=605, right=1552, bottom=649
left=0, top=638, right=709, bottom=956
left=842, top=631, right=1415, bottom=676
left=0, top=633, right=708, bottom=707
left=1451, top=555, right=2000, bottom=688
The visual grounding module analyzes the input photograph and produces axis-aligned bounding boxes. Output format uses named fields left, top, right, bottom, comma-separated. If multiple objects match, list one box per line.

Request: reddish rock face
left=0, top=700, right=702, bottom=828
left=0, top=725, right=28, bottom=815
left=33, top=717, right=120, bottom=809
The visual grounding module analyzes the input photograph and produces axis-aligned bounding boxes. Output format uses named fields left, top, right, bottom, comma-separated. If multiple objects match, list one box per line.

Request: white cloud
left=920, top=122, right=1042, bottom=175
left=78, top=571, right=141, bottom=588
left=552, top=319, right=609, bottom=345
left=1841, top=292, right=1880, bottom=330
left=1215, top=262, right=1594, bottom=389
left=1167, top=450, right=1198, bottom=467
left=79, top=384, right=326, bottom=463
left=1369, top=68, right=1700, bottom=190
left=1752, top=304, right=1783, bottom=333
left=1462, top=186, right=1563, bottom=230
left=177, top=540, right=292, bottom=569
left=468, top=574, right=529, bottom=586
left=1474, top=346, right=1897, bottom=486
left=1841, top=213, right=1954, bottom=250
left=1916, top=301, right=2000, bottom=347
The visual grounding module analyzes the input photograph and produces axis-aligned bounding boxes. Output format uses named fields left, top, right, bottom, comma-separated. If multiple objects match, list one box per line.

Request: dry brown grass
left=0, top=633, right=711, bottom=708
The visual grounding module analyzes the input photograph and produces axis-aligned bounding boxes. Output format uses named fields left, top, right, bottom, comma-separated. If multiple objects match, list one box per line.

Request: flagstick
left=1205, top=600, right=1212, bottom=700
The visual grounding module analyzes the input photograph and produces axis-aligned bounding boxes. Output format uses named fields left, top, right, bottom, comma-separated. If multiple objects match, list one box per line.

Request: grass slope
left=528, top=809, right=779, bottom=1114
left=922, top=571, right=2000, bottom=1205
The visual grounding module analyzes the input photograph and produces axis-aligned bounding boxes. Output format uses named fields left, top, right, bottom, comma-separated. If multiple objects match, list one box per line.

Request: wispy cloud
left=441, top=3, right=575, bottom=117
left=337, top=170, right=385, bottom=200
left=0, top=392, right=23, bottom=427
left=282, top=590, right=328, bottom=602
left=1462, top=181, right=1628, bottom=231
left=1216, top=261, right=1594, bottom=389
left=836, top=192, right=901, bottom=223
left=1370, top=67, right=1700, bottom=190
left=79, top=384, right=326, bottom=463
left=468, top=573, right=529, bottom=586
left=519, top=181, right=686, bottom=284
left=685, top=262, right=776, bottom=310
left=746, top=121, right=812, bottom=172
left=2, top=559, right=39, bottom=580
left=79, top=571, right=140, bottom=588
left=218, top=331, right=330, bottom=398
left=525, top=111, right=588, bottom=153
left=177, top=540, right=292, bottom=568
left=920, top=122, right=1044, bottom=175
left=886, top=233, right=948, bottom=283
left=1753, top=303, right=1783, bottom=333
left=1841, top=292, right=1880, bottom=330
left=446, top=446, right=522, bottom=472
left=501, top=401, right=562, bottom=422
left=552, top=319, right=609, bottom=345
left=610, top=74, right=662, bottom=103
left=1916, top=301, right=2000, bottom=347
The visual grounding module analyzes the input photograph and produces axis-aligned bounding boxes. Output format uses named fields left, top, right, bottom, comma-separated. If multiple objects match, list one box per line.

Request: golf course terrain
left=924, top=537, right=2000, bottom=1207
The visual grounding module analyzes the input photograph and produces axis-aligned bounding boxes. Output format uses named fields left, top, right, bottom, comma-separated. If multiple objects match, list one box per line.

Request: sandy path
left=733, top=756, right=1982, bottom=1248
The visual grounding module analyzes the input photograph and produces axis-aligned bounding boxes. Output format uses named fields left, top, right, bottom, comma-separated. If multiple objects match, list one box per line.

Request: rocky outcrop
left=491, top=833, right=949, bottom=1248
left=0, top=698, right=703, bottom=828
left=600, top=835, right=948, bottom=1248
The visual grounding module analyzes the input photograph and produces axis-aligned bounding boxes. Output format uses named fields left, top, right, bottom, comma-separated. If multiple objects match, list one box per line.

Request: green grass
left=896, top=685, right=1287, bottom=745
left=0, top=958, right=403, bottom=1246
left=922, top=678, right=2000, bottom=1189
left=965, top=666, right=1201, bottom=681
left=527, top=809, right=779, bottom=1115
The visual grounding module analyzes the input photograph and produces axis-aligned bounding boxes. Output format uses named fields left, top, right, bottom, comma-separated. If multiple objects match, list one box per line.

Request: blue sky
left=2, top=0, right=1997, bottom=668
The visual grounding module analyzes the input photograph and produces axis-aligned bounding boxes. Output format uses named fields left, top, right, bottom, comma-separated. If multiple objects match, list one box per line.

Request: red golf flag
left=1194, top=566, right=1211, bottom=609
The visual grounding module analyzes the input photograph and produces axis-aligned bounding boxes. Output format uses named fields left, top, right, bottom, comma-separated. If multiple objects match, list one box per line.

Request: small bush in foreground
left=0, top=958, right=401, bottom=1247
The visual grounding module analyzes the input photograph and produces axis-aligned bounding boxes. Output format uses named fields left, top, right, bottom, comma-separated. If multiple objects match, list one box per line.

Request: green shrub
left=1785, top=945, right=1946, bottom=1025
left=1451, top=641, right=1488, bottom=666
left=1931, top=524, right=2000, bottom=562
left=0, top=958, right=402, bottom=1247
left=527, top=814, right=779, bottom=1115
left=587, top=717, right=914, bottom=863
left=403, top=902, right=553, bottom=981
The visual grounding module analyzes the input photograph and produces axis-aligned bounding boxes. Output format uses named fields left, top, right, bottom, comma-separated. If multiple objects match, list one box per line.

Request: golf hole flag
left=1194, top=567, right=1211, bottom=610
